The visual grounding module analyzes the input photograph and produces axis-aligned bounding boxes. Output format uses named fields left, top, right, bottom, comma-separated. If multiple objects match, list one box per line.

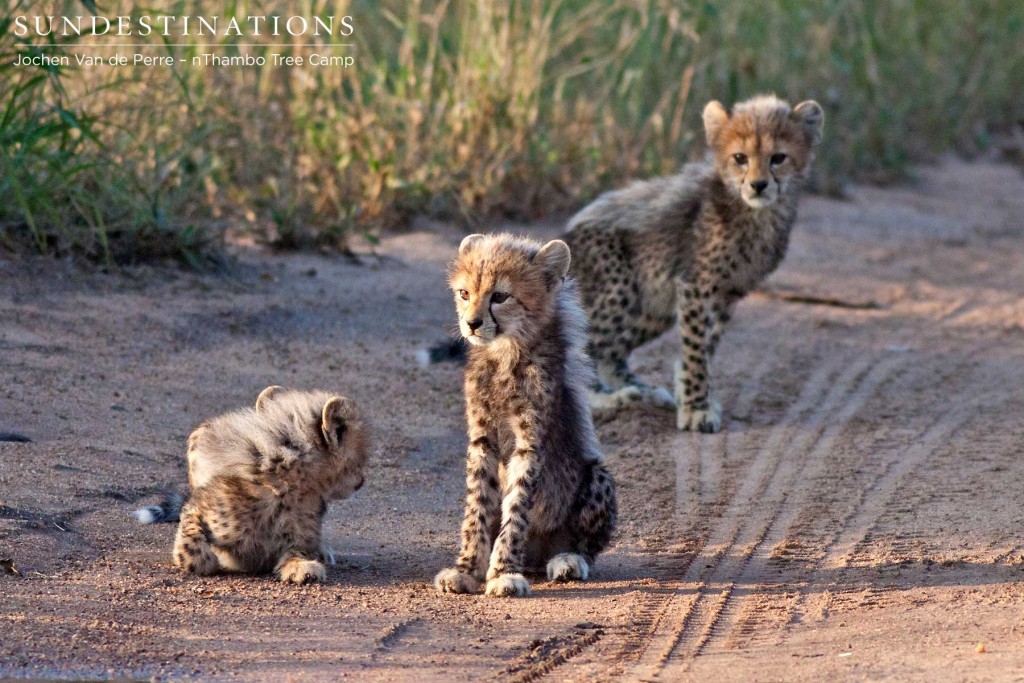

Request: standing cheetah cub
left=133, top=387, right=369, bottom=584
left=566, top=95, right=824, bottom=432
left=434, top=234, right=617, bottom=598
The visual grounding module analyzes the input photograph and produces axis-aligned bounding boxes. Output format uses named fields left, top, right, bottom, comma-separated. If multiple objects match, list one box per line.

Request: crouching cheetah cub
left=435, top=234, right=617, bottom=598
left=565, top=95, right=824, bottom=432
left=133, top=387, right=369, bottom=584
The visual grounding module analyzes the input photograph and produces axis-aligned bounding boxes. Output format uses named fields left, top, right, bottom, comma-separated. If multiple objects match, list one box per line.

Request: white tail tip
left=132, top=507, right=158, bottom=524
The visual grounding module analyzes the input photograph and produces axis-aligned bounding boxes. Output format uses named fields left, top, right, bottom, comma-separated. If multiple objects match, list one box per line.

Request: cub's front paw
left=434, top=568, right=482, bottom=594
left=485, top=573, right=531, bottom=597
left=546, top=553, right=590, bottom=582
left=676, top=400, right=722, bottom=433
left=277, top=557, right=327, bottom=584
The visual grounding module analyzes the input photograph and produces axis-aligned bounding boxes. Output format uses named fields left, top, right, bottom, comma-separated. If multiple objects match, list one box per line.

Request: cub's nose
left=751, top=179, right=769, bottom=195
left=467, top=318, right=483, bottom=332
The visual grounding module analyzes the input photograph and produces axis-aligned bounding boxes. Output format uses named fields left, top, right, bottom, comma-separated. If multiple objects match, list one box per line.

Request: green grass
left=2, top=0, right=1022, bottom=264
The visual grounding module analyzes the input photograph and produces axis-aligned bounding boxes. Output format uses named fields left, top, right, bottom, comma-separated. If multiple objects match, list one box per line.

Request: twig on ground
left=751, top=289, right=882, bottom=310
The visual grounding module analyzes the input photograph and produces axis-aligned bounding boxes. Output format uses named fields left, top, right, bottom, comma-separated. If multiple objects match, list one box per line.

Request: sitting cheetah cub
left=434, top=234, right=617, bottom=598
left=565, top=95, right=824, bottom=432
left=133, top=387, right=369, bottom=584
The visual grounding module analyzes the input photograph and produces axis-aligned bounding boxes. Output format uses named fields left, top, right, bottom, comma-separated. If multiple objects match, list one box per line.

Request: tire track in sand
left=795, top=386, right=989, bottom=617
left=622, top=353, right=902, bottom=679
left=600, top=331, right=817, bottom=677
left=661, top=356, right=905, bottom=673
left=721, top=356, right=996, bottom=649
left=695, top=347, right=777, bottom=512
left=713, top=359, right=946, bottom=648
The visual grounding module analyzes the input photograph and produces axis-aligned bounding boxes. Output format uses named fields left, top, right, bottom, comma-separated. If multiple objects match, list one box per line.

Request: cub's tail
left=415, top=337, right=468, bottom=367
left=0, top=432, right=31, bottom=442
left=132, top=492, right=185, bottom=524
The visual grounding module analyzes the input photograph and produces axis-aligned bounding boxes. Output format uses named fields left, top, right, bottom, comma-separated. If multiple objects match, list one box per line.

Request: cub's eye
left=732, top=153, right=748, bottom=165
left=491, top=292, right=510, bottom=304
left=770, top=153, right=788, bottom=166
left=457, top=289, right=470, bottom=301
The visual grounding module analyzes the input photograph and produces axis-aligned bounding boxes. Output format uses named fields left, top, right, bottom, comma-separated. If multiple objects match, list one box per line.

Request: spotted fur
left=434, top=234, right=617, bottom=598
left=137, top=387, right=369, bottom=583
left=565, top=95, right=824, bottom=432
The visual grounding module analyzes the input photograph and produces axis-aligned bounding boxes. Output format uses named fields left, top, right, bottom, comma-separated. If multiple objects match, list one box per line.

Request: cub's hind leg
left=547, top=462, right=617, bottom=583
left=172, top=500, right=220, bottom=576
left=588, top=325, right=674, bottom=412
left=586, top=285, right=675, bottom=413
left=579, top=241, right=651, bottom=408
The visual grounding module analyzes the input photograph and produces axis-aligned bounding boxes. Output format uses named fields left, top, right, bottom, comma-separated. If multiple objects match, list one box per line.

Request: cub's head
left=703, top=95, right=824, bottom=209
left=448, top=234, right=571, bottom=350
left=255, top=386, right=370, bottom=499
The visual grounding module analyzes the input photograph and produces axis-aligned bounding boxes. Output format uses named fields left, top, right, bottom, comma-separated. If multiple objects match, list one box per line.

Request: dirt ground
left=2, top=159, right=1024, bottom=681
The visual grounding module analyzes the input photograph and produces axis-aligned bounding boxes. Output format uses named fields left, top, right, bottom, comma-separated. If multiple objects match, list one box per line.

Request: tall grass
left=2, top=0, right=1022, bottom=264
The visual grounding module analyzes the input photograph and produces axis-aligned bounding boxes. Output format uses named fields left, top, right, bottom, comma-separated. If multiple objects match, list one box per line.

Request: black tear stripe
left=490, top=308, right=501, bottom=336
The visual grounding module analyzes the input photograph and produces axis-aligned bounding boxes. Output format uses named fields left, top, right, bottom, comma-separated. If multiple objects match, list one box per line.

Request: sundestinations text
left=13, top=15, right=355, bottom=38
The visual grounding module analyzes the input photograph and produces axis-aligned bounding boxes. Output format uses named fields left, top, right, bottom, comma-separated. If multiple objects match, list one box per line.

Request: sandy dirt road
left=2, top=160, right=1023, bottom=681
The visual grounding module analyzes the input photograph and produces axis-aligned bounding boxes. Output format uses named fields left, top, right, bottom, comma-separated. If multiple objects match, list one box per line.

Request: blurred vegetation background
left=2, top=0, right=1022, bottom=265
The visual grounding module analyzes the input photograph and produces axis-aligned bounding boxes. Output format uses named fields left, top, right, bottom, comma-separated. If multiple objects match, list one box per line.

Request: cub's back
left=186, top=391, right=335, bottom=490
left=567, top=162, right=713, bottom=237
left=565, top=162, right=715, bottom=301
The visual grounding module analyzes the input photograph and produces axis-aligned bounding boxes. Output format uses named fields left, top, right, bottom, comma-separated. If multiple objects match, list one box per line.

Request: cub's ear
left=792, top=100, right=824, bottom=146
left=535, top=239, right=571, bottom=287
left=322, top=396, right=360, bottom=449
left=703, top=100, right=729, bottom=146
left=459, top=234, right=485, bottom=255
left=255, top=385, right=285, bottom=412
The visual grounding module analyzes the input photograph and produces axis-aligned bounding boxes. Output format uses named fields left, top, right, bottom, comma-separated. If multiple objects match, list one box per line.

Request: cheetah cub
left=133, top=387, right=369, bottom=584
left=434, top=234, right=617, bottom=598
left=565, top=95, right=824, bottom=432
